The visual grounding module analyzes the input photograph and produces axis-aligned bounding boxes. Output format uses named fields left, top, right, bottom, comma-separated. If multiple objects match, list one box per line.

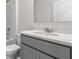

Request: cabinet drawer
left=21, top=34, right=71, bottom=59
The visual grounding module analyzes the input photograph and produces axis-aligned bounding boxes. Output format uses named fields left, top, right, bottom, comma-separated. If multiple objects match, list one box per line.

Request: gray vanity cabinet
left=21, top=44, right=54, bottom=59
left=21, top=44, right=37, bottom=59
left=21, top=34, right=72, bottom=59
left=38, top=52, right=54, bottom=59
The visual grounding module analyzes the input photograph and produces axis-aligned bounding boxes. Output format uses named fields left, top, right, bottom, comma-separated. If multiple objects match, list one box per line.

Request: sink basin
left=34, top=32, right=59, bottom=36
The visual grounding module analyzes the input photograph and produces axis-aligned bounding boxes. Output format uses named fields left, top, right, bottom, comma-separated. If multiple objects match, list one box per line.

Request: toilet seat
left=6, top=44, right=20, bottom=52
left=6, top=44, right=20, bottom=59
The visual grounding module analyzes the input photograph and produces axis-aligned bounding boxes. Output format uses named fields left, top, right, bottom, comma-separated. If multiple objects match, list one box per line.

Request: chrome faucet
left=44, top=27, right=54, bottom=33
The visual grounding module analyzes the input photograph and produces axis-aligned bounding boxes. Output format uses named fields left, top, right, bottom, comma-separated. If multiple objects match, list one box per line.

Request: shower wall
left=6, top=0, right=16, bottom=39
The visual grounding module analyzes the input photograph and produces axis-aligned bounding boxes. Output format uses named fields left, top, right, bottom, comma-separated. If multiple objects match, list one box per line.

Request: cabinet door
left=39, top=52, right=55, bottom=59
left=21, top=35, right=70, bottom=59
left=21, top=44, right=37, bottom=59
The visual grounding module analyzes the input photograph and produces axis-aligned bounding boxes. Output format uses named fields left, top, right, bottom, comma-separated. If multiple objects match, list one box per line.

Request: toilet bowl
left=6, top=44, right=20, bottom=59
left=6, top=33, right=21, bottom=59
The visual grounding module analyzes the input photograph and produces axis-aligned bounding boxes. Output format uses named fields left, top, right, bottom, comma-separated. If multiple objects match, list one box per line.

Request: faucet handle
left=44, top=27, right=55, bottom=33
left=44, top=28, right=51, bottom=33
left=50, top=28, right=55, bottom=32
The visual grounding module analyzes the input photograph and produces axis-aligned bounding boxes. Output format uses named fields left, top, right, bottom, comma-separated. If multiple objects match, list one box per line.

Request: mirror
left=34, top=0, right=53, bottom=23
left=34, top=0, right=72, bottom=23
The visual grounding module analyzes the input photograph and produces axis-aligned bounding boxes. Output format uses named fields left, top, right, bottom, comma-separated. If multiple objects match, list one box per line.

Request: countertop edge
left=21, top=33, right=72, bottom=48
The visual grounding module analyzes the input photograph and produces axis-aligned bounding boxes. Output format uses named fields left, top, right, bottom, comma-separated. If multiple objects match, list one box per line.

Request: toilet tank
left=6, top=33, right=21, bottom=46
left=6, top=38, right=16, bottom=46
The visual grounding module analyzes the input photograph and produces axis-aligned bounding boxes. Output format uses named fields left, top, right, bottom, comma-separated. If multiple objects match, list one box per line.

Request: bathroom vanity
left=21, top=30, right=72, bottom=59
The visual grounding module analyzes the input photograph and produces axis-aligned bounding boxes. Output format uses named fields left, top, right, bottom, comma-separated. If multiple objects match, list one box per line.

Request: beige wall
left=16, top=0, right=72, bottom=34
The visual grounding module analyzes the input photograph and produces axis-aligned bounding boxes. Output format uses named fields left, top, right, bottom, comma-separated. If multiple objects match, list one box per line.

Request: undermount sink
left=34, top=32, right=59, bottom=36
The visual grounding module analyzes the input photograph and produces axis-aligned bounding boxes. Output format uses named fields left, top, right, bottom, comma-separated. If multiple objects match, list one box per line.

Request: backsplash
left=34, top=22, right=72, bottom=34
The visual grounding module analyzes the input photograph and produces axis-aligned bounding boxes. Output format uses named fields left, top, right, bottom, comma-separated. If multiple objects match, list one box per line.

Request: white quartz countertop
left=21, top=30, right=72, bottom=47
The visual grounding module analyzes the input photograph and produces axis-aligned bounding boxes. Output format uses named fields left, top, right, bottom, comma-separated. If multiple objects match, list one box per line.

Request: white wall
left=16, top=0, right=72, bottom=34
left=16, top=0, right=34, bottom=32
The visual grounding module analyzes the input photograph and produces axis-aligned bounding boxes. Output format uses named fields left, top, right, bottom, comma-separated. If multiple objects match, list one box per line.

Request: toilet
left=6, top=33, right=21, bottom=59
left=6, top=44, right=20, bottom=59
